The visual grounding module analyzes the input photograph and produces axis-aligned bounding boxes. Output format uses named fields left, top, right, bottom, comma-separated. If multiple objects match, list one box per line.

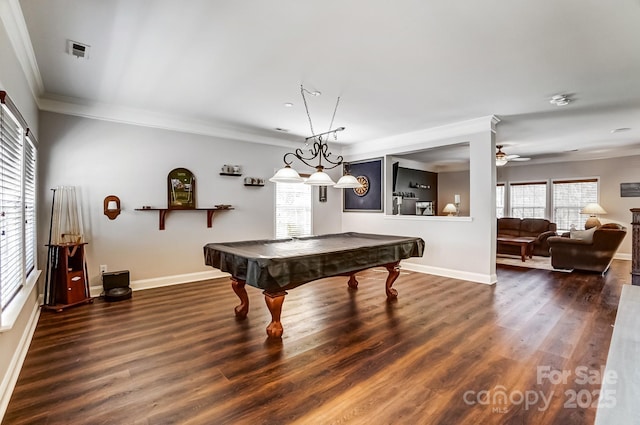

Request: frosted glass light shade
left=305, top=170, right=336, bottom=186
left=334, top=174, right=363, bottom=189
left=495, top=156, right=508, bottom=166
left=269, top=165, right=304, bottom=183
left=443, top=203, right=457, bottom=216
left=581, top=203, right=607, bottom=215
left=582, top=203, right=606, bottom=229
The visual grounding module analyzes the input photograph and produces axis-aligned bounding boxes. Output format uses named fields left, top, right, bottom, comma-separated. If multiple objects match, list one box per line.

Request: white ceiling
left=14, top=0, right=640, bottom=164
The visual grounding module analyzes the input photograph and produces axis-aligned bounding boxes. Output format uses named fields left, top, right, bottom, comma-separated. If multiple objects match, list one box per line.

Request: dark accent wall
left=393, top=166, right=438, bottom=214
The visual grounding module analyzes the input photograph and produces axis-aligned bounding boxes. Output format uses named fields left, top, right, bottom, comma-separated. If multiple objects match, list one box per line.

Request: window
left=509, top=182, right=547, bottom=218
left=275, top=181, right=312, bottom=238
left=1, top=92, right=37, bottom=312
left=496, top=184, right=505, bottom=218
left=553, top=179, right=598, bottom=231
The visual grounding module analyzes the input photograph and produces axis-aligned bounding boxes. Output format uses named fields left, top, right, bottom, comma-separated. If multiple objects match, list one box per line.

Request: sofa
left=497, top=217, right=557, bottom=257
left=547, top=223, right=627, bottom=273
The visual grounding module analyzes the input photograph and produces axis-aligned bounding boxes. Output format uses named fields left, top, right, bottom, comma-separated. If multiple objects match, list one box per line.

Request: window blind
left=275, top=181, right=312, bottom=238
left=552, top=179, right=598, bottom=231
left=1, top=101, right=25, bottom=309
left=496, top=184, right=505, bottom=218
left=24, top=132, right=37, bottom=275
left=509, top=182, right=547, bottom=218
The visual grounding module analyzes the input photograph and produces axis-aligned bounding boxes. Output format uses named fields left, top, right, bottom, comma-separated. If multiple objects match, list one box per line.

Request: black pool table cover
left=203, top=232, right=425, bottom=292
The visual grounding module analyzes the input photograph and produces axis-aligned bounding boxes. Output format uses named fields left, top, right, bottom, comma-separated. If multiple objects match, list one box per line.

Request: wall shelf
left=244, top=183, right=264, bottom=187
left=220, top=172, right=242, bottom=177
left=135, top=207, right=233, bottom=230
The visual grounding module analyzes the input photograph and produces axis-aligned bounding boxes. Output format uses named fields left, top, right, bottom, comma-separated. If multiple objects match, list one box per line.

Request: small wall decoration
left=620, top=182, right=640, bottom=197
left=168, top=168, right=196, bottom=209
left=343, top=158, right=383, bottom=212
left=319, top=185, right=327, bottom=202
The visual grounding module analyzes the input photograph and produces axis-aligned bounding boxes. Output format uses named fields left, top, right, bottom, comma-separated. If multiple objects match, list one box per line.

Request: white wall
left=497, top=156, right=640, bottom=257
left=0, top=1, right=38, bottom=133
left=38, top=112, right=343, bottom=287
left=341, top=117, right=498, bottom=284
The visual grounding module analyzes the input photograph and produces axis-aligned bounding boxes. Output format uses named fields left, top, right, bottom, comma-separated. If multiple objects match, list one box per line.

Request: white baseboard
left=90, top=269, right=230, bottom=297
left=402, top=262, right=496, bottom=285
left=614, top=252, right=632, bottom=261
left=0, top=298, right=41, bottom=422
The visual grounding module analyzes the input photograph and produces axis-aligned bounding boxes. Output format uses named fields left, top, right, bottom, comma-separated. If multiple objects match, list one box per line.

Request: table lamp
left=443, top=203, right=457, bottom=216
left=581, top=203, right=607, bottom=229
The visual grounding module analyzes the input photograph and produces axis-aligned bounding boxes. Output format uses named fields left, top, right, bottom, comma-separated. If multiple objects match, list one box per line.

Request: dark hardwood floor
left=3, top=260, right=629, bottom=425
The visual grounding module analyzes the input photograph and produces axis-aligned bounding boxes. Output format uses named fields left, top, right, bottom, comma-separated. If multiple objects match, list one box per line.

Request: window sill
left=0, top=270, right=41, bottom=333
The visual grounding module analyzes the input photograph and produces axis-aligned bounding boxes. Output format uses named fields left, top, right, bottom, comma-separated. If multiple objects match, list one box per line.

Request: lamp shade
left=334, top=174, right=363, bottom=189
left=269, top=165, right=304, bottom=183
left=443, top=203, right=457, bottom=216
left=304, top=170, right=336, bottom=186
left=581, top=203, right=607, bottom=215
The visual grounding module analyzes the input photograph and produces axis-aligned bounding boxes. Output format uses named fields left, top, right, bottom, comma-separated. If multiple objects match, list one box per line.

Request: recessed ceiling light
left=283, top=102, right=294, bottom=108
left=611, top=127, right=631, bottom=133
left=549, top=94, right=570, bottom=106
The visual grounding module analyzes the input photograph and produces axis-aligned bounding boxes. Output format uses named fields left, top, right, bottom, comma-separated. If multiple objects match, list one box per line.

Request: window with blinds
left=275, top=181, right=312, bottom=238
left=552, top=179, right=598, bottom=231
left=496, top=184, right=505, bottom=218
left=509, top=182, right=547, bottom=218
left=1, top=92, right=37, bottom=311
left=24, top=133, right=37, bottom=275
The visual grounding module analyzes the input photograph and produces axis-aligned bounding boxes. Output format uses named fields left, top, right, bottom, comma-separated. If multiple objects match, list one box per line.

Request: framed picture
left=620, top=182, right=640, bottom=197
left=343, top=158, right=383, bottom=212
left=168, top=168, right=196, bottom=209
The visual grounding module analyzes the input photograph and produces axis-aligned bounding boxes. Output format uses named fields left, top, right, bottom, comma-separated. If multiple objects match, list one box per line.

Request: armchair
left=548, top=223, right=627, bottom=273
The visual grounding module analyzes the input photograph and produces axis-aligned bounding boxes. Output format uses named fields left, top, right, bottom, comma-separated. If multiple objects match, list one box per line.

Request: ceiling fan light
left=495, top=157, right=508, bottom=166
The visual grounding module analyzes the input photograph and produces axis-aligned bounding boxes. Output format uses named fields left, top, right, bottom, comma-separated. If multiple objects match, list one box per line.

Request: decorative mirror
left=168, top=168, right=196, bottom=209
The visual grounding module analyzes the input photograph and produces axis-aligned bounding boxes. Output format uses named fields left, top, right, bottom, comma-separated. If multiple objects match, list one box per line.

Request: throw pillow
left=569, top=226, right=597, bottom=243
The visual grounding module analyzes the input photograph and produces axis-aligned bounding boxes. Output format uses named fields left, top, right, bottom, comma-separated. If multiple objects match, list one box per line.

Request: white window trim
left=0, top=92, right=40, bottom=331
left=0, top=270, right=40, bottom=332
left=273, top=173, right=314, bottom=238
left=551, top=176, right=600, bottom=231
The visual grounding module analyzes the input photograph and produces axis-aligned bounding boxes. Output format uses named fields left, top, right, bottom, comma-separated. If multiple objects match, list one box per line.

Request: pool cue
left=43, top=188, right=56, bottom=305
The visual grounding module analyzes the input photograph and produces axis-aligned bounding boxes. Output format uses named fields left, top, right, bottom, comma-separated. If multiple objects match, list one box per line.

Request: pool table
left=203, top=232, right=425, bottom=337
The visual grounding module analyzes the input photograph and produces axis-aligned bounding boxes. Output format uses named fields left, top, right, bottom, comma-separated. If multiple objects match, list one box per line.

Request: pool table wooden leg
left=231, top=278, right=249, bottom=319
left=264, top=291, right=287, bottom=338
left=384, top=261, right=401, bottom=299
left=347, top=274, right=359, bottom=289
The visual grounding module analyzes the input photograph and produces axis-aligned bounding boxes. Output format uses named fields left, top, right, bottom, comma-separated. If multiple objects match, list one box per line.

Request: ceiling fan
left=496, top=145, right=531, bottom=166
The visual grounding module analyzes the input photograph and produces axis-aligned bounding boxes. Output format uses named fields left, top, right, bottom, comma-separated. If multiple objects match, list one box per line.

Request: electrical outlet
left=100, top=265, right=107, bottom=274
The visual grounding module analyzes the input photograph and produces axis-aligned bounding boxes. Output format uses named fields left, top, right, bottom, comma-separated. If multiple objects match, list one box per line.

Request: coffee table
left=497, top=236, right=535, bottom=262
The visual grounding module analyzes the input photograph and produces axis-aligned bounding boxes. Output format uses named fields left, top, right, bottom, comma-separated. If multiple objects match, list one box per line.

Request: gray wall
left=37, top=112, right=343, bottom=286
left=497, top=156, right=640, bottom=256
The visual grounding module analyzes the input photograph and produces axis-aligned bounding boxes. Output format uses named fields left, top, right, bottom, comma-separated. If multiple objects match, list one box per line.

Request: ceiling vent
left=67, top=40, right=90, bottom=59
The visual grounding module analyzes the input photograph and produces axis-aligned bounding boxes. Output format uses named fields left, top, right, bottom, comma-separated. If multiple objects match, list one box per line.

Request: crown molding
left=0, top=0, right=43, bottom=102
left=342, top=115, right=499, bottom=158
left=38, top=96, right=308, bottom=149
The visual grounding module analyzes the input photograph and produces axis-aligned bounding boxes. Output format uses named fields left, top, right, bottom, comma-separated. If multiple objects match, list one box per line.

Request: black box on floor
left=102, top=270, right=132, bottom=301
